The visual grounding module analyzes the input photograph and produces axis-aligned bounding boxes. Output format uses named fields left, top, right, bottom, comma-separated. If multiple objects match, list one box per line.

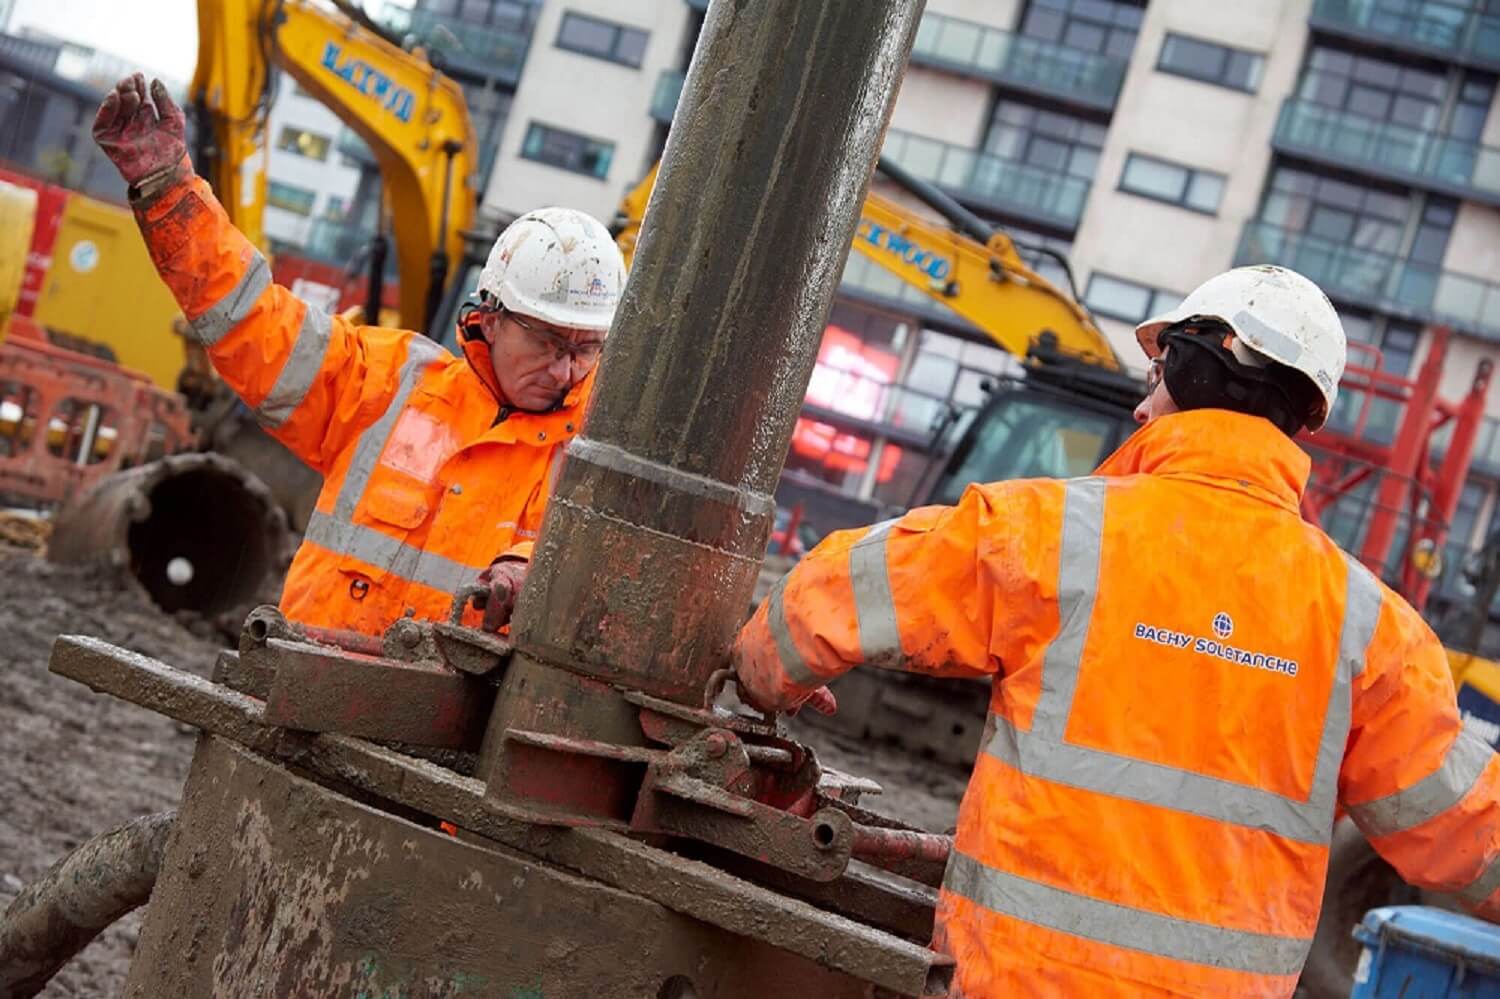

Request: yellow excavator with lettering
left=191, top=0, right=476, bottom=331
left=615, top=158, right=1120, bottom=372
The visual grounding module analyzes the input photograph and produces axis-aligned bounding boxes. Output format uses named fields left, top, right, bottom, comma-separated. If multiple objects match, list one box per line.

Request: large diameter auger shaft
left=505, top=0, right=921, bottom=706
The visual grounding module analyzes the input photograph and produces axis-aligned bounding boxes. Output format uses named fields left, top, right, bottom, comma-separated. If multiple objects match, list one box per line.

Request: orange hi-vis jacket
left=133, top=176, right=589, bottom=634
left=735, top=409, right=1500, bottom=997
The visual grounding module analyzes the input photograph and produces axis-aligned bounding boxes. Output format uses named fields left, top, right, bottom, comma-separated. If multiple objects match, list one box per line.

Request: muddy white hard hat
left=1135, top=265, right=1346, bottom=430
left=475, top=207, right=625, bottom=333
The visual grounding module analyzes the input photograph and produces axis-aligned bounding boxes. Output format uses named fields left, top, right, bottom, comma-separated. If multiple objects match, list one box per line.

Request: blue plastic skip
left=1351, top=906, right=1500, bottom=997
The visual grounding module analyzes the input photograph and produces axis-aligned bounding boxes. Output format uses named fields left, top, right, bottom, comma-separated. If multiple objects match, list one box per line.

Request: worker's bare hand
left=93, top=73, right=189, bottom=187
left=477, top=559, right=528, bottom=632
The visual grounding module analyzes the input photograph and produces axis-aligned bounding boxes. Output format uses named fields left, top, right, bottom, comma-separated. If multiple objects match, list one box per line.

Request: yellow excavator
left=191, top=0, right=476, bottom=331
left=616, top=158, right=1120, bottom=371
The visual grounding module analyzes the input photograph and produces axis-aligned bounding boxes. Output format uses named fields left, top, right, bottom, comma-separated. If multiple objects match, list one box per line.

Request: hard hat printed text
left=1132, top=623, right=1299, bottom=677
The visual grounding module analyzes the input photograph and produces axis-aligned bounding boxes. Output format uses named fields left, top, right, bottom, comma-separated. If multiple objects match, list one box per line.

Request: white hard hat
left=475, top=207, right=625, bottom=333
left=1135, top=265, right=1346, bottom=430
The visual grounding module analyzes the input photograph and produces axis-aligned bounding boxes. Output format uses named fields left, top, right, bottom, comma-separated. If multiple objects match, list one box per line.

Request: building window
left=1157, top=33, right=1264, bottom=93
left=266, top=181, right=316, bottom=216
left=984, top=99, right=1106, bottom=182
left=1083, top=272, right=1181, bottom=324
left=1259, top=165, right=1453, bottom=258
left=1118, top=152, right=1226, bottom=213
left=556, top=11, right=649, bottom=68
left=1299, top=46, right=1444, bottom=129
left=521, top=122, right=614, bottom=179
left=1018, top=0, right=1144, bottom=60
left=1298, top=45, right=1495, bottom=137
left=274, top=126, right=331, bottom=162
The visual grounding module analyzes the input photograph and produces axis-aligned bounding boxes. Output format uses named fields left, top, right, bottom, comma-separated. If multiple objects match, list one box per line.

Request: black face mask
left=1159, top=324, right=1319, bottom=437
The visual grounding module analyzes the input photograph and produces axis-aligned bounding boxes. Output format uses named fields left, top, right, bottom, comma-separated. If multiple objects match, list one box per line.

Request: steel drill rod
left=508, top=0, right=924, bottom=704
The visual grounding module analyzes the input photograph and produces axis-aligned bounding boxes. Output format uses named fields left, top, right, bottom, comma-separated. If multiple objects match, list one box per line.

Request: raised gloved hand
left=477, top=558, right=529, bottom=632
left=92, top=73, right=190, bottom=197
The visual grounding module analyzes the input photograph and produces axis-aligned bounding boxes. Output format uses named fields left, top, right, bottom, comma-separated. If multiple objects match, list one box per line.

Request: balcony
left=1273, top=98, right=1500, bottom=207
left=1235, top=221, right=1500, bottom=343
left=649, top=69, right=684, bottom=125
left=377, top=3, right=533, bottom=85
left=882, top=129, right=1091, bottom=231
left=1309, top=0, right=1500, bottom=72
left=910, top=11, right=1127, bottom=113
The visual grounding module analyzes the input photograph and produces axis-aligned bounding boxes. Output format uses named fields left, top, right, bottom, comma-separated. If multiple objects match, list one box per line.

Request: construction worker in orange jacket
left=93, top=74, right=625, bottom=634
left=735, top=265, right=1500, bottom=996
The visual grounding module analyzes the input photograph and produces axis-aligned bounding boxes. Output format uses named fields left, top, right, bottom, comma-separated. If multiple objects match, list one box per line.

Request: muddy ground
left=0, top=548, right=965, bottom=995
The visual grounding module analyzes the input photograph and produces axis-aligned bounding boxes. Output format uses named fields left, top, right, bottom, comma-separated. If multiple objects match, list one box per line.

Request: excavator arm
left=613, top=160, right=1120, bottom=371
left=190, top=0, right=476, bottom=330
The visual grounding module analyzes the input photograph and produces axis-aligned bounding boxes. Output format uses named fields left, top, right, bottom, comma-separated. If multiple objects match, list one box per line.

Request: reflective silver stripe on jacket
left=850, top=519, right=902, bottom=668
left=765, top=518, right=901, bottom=690
left=301, top=336, right=475, bottom=591
left=966, top=479, right=1382, bottom=842
left=944, top=850, right=1312, bottom=975
left=303, top=511, right=482, bottom=593
left=258, top=301, right=333, bottom=429
left=766, top=573, right=822, bottom=689
left=189, top=251, right=271, bottom=347
left=1349, top=729, right=1496, bottom=840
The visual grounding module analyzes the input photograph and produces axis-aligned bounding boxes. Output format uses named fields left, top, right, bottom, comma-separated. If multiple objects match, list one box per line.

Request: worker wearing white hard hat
left=1132, top=264, right=1346, bottom=434
left=735, top=263, right=1500, bottom=994
left=458, top=207, right=626, bottom=414
left=91, top=67, right=628, bottom=637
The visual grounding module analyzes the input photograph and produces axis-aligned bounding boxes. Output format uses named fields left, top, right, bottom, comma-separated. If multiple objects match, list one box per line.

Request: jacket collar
left=1094, top=409, right=1309, bottom=510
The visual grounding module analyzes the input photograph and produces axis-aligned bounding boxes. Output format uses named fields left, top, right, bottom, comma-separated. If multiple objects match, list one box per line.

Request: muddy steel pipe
left=506, top=0, right=922, bottom=707
left=48, top=453, right=288, bottom=615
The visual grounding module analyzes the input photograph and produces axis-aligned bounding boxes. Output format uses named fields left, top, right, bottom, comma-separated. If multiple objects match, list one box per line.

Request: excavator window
left=929, top=390, right=1126, bottom=504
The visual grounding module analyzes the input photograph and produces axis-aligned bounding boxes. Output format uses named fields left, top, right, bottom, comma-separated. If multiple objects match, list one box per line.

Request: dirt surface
left=792, top=721, right=967, bottom=833
left=0, top=547, right=966, bottom=995
left=0, top=550, right=223, bottom=997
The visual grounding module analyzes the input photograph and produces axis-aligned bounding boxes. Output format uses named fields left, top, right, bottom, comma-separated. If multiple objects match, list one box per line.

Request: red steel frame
left=1301, top=326, right=1493, bottom=611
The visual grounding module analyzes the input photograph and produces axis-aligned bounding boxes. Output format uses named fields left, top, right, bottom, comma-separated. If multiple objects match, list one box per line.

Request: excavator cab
left=925, top=340, right=1143, bottom=505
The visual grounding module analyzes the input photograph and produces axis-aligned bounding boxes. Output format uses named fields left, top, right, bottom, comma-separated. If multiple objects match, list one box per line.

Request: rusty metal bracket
left=262, top=638, right=494, bottom=750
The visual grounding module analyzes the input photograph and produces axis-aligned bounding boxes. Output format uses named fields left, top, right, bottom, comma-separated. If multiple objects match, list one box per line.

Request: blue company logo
left=321, top=42, right=415, bottom=124
left=856, top=220, right=952, bottom=282
left=1212, top=612, right=1233, bottom=639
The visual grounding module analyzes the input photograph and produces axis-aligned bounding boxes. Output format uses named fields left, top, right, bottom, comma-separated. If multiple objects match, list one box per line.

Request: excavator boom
left=614, top=161, right=1121, bottom=370
left=191, top=0, right=477, bottom=330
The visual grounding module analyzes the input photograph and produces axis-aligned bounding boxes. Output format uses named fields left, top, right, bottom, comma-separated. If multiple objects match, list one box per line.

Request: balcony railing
left=649, top=69, right=684, bottom=125
left=882, top=128, right=1091, bottom=230
left=911, top=11, right=1128, bottom=111
left=1235, top=221, right=1500, bottom=342
left=1273, top=98, right=1500, bottom=207
left=377, top=3, right=533, bottom=84
left=1310, top=0, right=1500, bottom=71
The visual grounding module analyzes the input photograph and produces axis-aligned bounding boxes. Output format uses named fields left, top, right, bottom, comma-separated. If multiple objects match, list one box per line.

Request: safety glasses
left=504, top=310, right=605, bottom=366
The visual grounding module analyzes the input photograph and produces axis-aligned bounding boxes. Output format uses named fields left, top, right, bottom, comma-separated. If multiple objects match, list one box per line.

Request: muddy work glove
left=92, top=73, right=190, bottom=202
left=476, top=558, right=529, bottom=632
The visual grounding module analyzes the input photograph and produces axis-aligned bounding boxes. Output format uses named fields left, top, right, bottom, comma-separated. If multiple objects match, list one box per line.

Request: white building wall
left=261, top=86, right=364, bottom=248
left=889, top=66, right=991, bottom=147
left=1069, top=0, right=1312, bottom=363
left=482, top=0, right=692, bottom=222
